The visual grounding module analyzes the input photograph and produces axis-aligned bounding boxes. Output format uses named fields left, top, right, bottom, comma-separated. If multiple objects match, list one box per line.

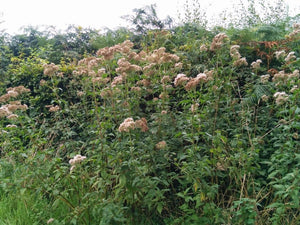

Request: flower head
left=290, top=85, right=298, bottom=93
left=184, top=73, right=207, bottom=91
left=0, top=106, right=11, bottom=118
left=111, top=75, right=123, bottom=87
left=43, top=63, right=59, bottom=76
left=69, top=154, right=87, bottom=172
left=210, top=33, right=228, bottom=51
left=230, top=45, right=241, bottom=60
left=7, top=114, right=19, bottom=120
left=274, top=50, right=285, bottom=60
left=131, top=86, right=142, bottom=92
left=118, top=118, right=136, bottom=132
left=200, top=44, right=208, bottom=52
left=136, top=79, right=151, bottom=87
left=251, top=59, right=262, bottom=69
left=285, top=52, right=296, bottom=62
left=174, top=74, right=190, bottom=87
left=69, top=154, right=87, bottom=166
left=174, top=62, right=183, bottom=69
left=159, top=92, right=169, bottom=99
left=273, top=92, right=288, bottom=105
left=135, top=118, right=149, bottom=132
left=48, top=105, right=60, bottom=112
left=156, top=141, right=167, bottom=150
left=286, top=24, right=300, bottom=39
left=261, top=95, right=269, bottom=102
left=260, top=74, right=270, bottom=84
left=233, top=57, right=248, bottom=67
left=161, top=76, right=171, bottom=84
left=190, top=103, right=199, bottom=113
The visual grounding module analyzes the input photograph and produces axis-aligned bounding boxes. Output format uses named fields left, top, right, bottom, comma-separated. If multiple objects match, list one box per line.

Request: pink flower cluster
left=210, top=33, right=228, bottom=51
left=118, top=117, right=149, bottom=132
left=0, top=101, right=28, bottom=119
left=0, top=86, right=30, bottom=103
left=69, top=154, right=87, bottom=171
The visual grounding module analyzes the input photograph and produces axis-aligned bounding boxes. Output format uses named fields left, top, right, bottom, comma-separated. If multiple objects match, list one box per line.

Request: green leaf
left=157, top=203, right=163, bottom=214
left=20, top=188, right=26, bottom=195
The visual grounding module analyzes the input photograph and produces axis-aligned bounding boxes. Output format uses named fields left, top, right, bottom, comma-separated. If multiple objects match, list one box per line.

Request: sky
left=1, top=0, right=299, bottom=34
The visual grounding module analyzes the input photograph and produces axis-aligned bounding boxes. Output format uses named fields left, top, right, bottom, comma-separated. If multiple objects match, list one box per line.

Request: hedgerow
left=0, top=2, right=300, bottom=224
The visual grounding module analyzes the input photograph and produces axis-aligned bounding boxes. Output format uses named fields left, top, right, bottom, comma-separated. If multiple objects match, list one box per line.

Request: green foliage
left=91, top=27, right=133, bottom=50
left=123, top=4, right=173, bottom=35
left=0, top=2, right=300, bottom=224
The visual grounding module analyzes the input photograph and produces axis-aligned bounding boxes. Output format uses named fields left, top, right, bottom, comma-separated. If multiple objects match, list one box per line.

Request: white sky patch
left=0, top=0, right=299, bottom=34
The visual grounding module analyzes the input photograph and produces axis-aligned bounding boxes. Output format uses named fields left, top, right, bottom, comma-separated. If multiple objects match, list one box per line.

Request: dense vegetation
left=0, top=1, right=299, bottom=224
